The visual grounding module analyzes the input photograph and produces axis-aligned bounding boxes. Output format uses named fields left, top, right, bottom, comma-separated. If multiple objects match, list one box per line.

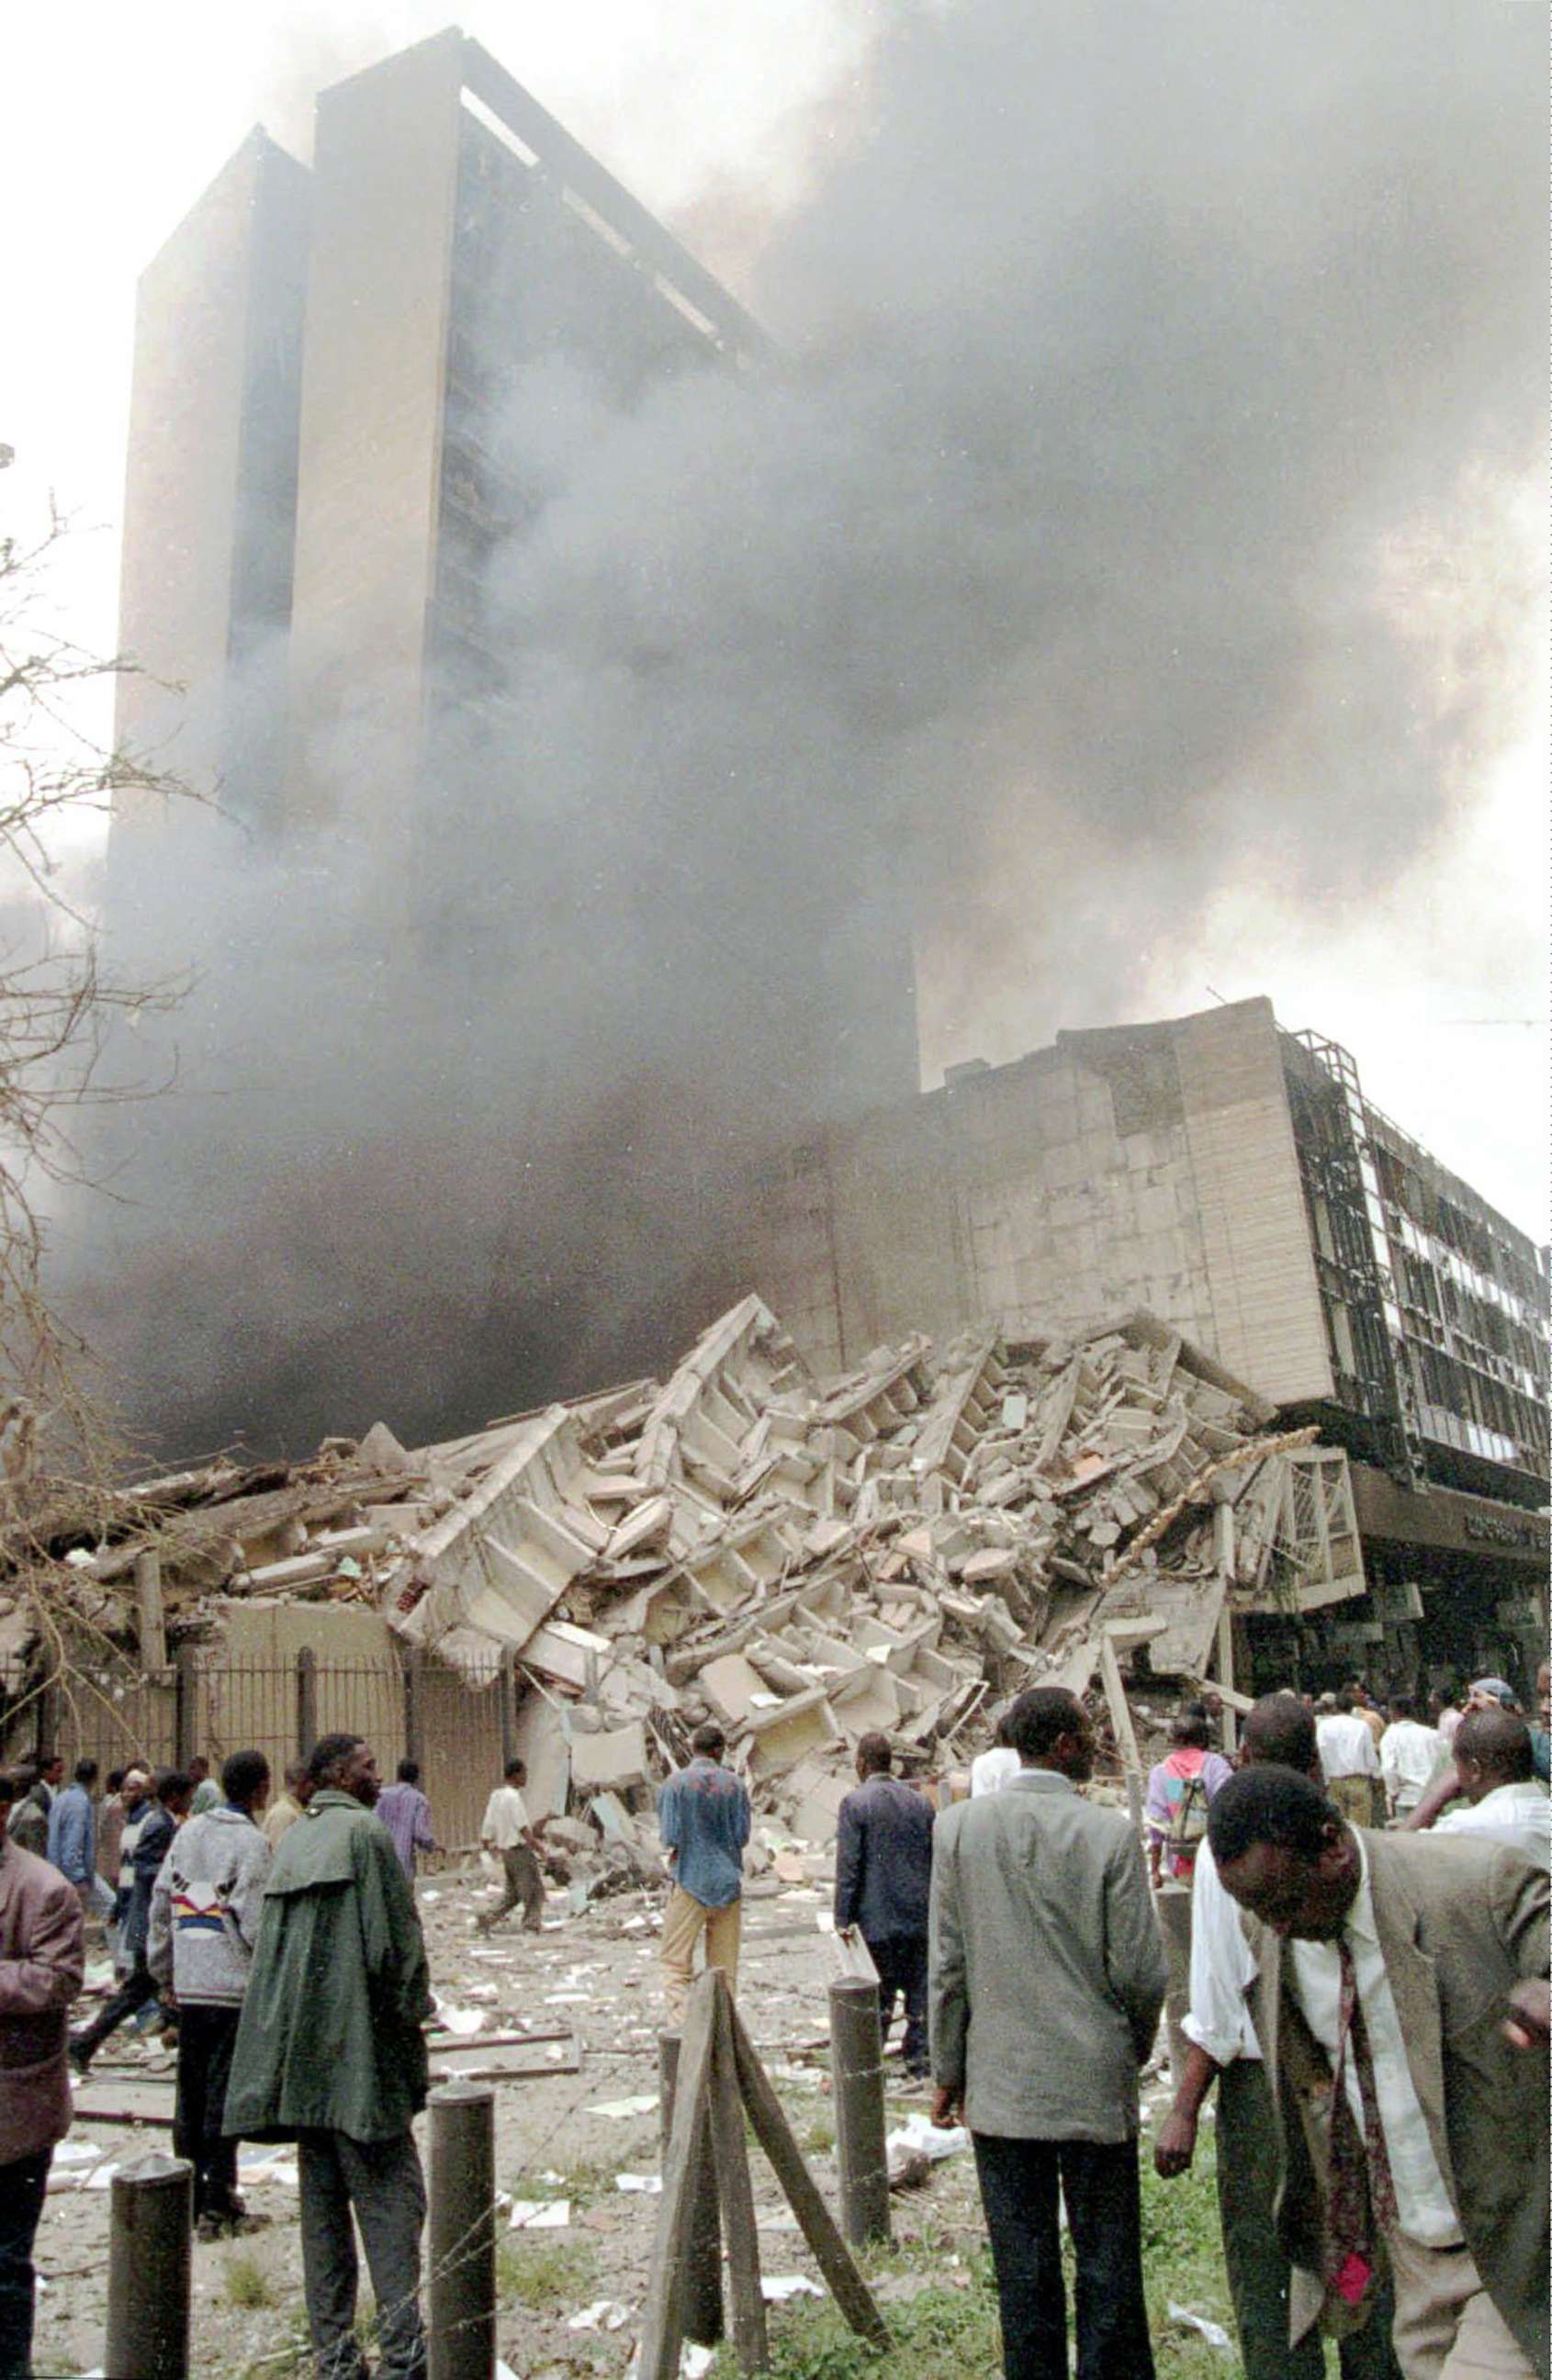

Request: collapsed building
left=0, top=1293, right=1376, bottom=1869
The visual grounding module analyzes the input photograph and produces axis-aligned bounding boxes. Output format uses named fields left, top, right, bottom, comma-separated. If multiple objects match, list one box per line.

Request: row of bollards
left=101, top=2085, right=500, bottom=2380
left=101, top=1986, right=891, bottom=2378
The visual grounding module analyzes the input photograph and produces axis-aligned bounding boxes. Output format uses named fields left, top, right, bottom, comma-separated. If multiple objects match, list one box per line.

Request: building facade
left=745, top=996, right=1549, bottom=1687
left=110, top=27, right=918, bottom=1112
left=114, top=129, right=310, bottom=835
left=95, top=27, right=920, bottom=1454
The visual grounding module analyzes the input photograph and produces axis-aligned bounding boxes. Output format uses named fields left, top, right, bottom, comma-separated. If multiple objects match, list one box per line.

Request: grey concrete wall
left=746, top=999, right=1334, bottom=1406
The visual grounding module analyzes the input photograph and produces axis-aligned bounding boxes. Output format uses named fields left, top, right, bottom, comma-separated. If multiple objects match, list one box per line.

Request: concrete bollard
left=105, top=2150, right=194, bottom=2379
left=658, top=2029, right=725, bottom=2347
left=828, top=1978, right=891, bottom=2248
left=427, top=2081, right=497, bottom=2380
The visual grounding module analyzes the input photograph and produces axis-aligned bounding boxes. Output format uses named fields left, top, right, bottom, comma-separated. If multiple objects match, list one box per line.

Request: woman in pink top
left=1145, top=1708, right=1232, bottom=1886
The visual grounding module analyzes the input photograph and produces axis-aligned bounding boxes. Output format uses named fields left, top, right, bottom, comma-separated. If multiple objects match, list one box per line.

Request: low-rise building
left=743, top=996, right=1548, bottom=1688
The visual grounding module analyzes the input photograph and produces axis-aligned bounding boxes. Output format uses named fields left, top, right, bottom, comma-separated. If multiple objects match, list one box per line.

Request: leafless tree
left=0, top=491, right=204, bottom=1730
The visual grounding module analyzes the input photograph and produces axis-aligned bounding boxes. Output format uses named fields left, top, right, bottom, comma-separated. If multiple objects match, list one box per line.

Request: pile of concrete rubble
left=383, top=1296, right=1293, bottom=1844
left=2, top=1294, right=1312, bottom=1865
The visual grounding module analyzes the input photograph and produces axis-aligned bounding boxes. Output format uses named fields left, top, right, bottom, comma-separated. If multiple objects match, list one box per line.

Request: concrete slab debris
left=2, top=1288, right=1363, bottom=1879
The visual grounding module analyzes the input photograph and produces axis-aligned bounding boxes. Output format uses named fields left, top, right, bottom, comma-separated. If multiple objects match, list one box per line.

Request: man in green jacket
left=225, top=1734, right=433, bottom=2380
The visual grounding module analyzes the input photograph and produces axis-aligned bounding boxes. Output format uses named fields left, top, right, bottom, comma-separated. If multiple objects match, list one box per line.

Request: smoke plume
left=59, top=0, right=1544, bottom=1457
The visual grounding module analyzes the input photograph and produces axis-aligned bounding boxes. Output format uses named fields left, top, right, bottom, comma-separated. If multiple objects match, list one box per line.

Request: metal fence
left=44, top=1645, right=508, bottom=1850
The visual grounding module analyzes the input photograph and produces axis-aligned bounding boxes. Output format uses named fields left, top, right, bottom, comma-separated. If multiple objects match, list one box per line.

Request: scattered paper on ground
left=567, top=2299, right=630, bottom=2331
left=508, top=2200, right=571, bottom=2230
left=433, top=2003, right=488, bottom=2037
left=1168, top=2304, right=1232, bottom=2351
left=886, top=2112, right=970, bottom=2161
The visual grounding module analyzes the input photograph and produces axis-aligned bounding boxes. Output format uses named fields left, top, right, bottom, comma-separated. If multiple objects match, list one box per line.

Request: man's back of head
left=855, top=1732, right=893, bottom=1779
left=1007, top=1687, right=1093, bottom=1779
left=1454, top=1707, right=1535, bottom=1797
left=690, top=1723, right=725, bottom=1763
left=1170, top=1705, right=1211, bottom=1751
left=220, top=1749, right=271, bottom=1813
left=1242, top=1692, right=1318, bottom=1777
left=1388, top=1694, right=1417, bottom=1723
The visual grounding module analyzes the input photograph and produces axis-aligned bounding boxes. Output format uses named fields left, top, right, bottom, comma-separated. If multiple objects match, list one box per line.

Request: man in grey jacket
left=930, top=1684, right=1166, bottom=2380
left=149, top=1750, right=272, bottom=2236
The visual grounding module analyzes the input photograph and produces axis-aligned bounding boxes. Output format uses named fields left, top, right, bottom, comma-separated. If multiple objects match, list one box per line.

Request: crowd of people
left=0, top=1662, right=1546, bottom=2380
left=664, top=1673, right=1549, bottom=2380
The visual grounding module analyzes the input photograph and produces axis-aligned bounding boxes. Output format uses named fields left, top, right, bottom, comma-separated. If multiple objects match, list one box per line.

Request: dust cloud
left=58, top=0, right=1544, bottom=1456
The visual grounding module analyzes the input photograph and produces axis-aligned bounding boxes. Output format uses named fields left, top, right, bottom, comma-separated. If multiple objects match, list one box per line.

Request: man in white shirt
left=1380, top=1698, right=1446, bottom=1821
left=1155, top=1694, right=1400, bottom=2380
left=969, top=1710, right=1020, bottom=1798
left=1317, top=1690, right=1382, bottom=1826
left=1210, top=1765, right=1548, bottom=2380
left=476, top=1758, right=546, bottom=1934
left=1433, top=1710, right=1550, bottom=1870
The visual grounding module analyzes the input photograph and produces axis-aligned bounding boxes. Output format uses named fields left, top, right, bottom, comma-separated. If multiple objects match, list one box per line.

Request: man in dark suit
left=834, top=1733, right=934, bottom=2080
left=1209, top=1764, right=1548, bottom=2379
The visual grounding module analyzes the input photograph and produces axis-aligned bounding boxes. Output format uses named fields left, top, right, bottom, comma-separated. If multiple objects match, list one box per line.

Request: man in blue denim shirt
left=658, top=1723, right=750, bottom=2024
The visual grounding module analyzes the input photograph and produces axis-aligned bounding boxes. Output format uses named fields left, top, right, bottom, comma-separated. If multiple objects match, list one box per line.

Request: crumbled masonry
left=0, top=1295, right=1347, bottom=1862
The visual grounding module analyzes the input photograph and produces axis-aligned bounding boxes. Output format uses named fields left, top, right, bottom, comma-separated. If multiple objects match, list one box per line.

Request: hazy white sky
left=3, top=0, right=1546, bottom=1237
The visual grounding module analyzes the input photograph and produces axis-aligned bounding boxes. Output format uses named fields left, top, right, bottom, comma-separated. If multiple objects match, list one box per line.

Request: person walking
left=377, top=1760, right=439, bottom=1882
left=99, top=1765, right=150, bottom=1965
left=476, top=1758, right=547, bottom=1935
left=658, top=1723, right=751, bottom=2026
left=1316, top=1690, right=1383, bottom=1826
left=48, top=1758, right=113, bottom=1925
left=0, top=1766, right=85, bottom=2380
left=1378, top=1698, right=1445, bottom=1822
left=147, top=1748, right=274, bottom=2237
left=1154, top=1693, right=1400, bottom=2380
left=1429, top=1710, right=1550, bottom=1868
left=930, top=1685, right=1165, bottom=2380
left=225, top=1733, right=433, bottom=2380
left=263, top=1762, right=313, bottom=1848
left=834, top=1733, right=935, bottom=2081
left=71, top=1768, right=192, bottom=2071
left=1209, top=1764, right=1548, bottom=2379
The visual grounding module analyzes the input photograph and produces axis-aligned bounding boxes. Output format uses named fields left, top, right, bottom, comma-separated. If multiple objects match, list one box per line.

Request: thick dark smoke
left=59, top=0, right=1543, bottom=1458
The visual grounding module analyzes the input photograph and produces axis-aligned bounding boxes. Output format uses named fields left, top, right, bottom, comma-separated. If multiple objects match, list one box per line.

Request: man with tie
left=1209, top=1763, right=1548, bottom=2380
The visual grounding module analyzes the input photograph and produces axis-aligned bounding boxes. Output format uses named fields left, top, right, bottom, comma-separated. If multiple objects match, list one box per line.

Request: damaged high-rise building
left=95, top=28, right=919, bottom=1453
